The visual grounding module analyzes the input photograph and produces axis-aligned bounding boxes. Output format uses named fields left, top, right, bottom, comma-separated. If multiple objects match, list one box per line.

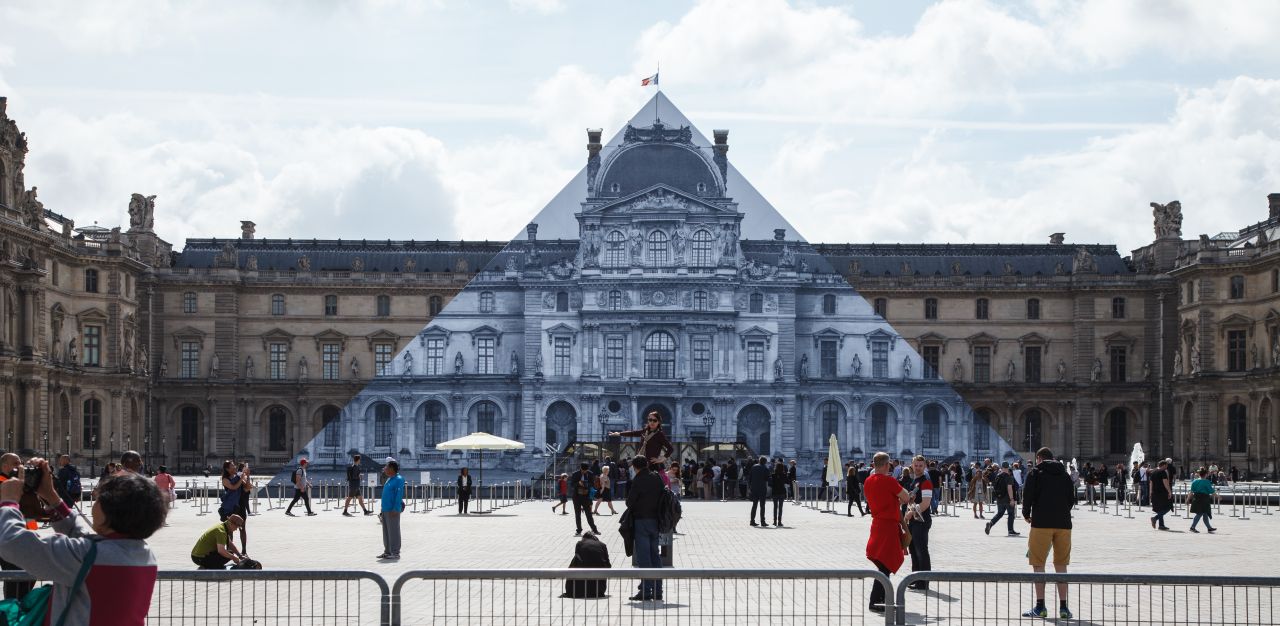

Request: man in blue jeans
left=625, top=456, right=665, bottom=601
left=984, top=463, right=1020, bottom=537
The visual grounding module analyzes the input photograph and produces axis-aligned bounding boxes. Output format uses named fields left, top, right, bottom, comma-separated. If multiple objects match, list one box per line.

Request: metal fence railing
left=894, top=572, right=1280, bottom=626
left=150, top=570, right=390, bottom=625
left=390, top=568, right=894, bottom=626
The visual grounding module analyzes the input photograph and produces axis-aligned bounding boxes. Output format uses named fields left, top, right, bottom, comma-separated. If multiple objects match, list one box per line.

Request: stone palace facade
left=1, top=94, right=1277, bottom=475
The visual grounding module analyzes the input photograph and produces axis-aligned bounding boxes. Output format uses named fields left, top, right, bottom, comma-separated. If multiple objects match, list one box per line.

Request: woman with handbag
left=1187, top=467, right=1217, bottom=533
left=864, top=452, right=911, bottom=614
left=0, top=458, right=166, bottom=625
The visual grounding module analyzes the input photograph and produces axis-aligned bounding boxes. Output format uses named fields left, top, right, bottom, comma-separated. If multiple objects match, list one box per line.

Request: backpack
left=291, top=469, right=299, bottom=485
left=657, top=487, right=682, bottom=534
left=593, top=474, right=602, bottom=490
left=66, top=469, right=82, bottom=497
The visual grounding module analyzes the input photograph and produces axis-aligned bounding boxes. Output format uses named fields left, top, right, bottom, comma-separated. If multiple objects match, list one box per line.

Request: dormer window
left=696, top=182, right=707, bottom=193
left=610, top=182, right=621, bottom=193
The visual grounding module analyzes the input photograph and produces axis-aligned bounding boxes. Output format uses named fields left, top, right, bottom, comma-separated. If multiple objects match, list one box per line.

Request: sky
left=2, top=0, right=1280, bottom=255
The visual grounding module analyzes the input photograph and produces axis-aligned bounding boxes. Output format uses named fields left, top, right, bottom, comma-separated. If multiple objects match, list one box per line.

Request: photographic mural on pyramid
left=291, top=93, right=1018, bottom=478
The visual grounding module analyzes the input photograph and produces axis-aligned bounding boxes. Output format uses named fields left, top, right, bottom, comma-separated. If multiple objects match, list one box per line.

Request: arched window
left=1107, top=408, right=1128, bottom=454
left=428, top=295, right=443, bottom=316
left=374, top=402, right=393, bottom=447
left=822, top=294, right=836, bottom=315
left=271, top=294, right=286, bottom=316
left=922, top=405, right=941, bottom=449
left=924, top=297, right=938, bottom=320
left=555, top=291, right=569, bottom=312
left=475, top=401, right=497, bottom=434
left=976, top=298, right=989, bottom=320
left=321, top=406, right=341, bottom=447
left=268, top=407, right=288, bottom=451
left=376, top=294, right=391, bottom=317
left=820, top=401, right=842, bottom=443
left=647, top=230, right=669, bottom=266
left=608, top=290, right=622, bottom=311
left=644, top=331, right=677, bottom=379
left=422, top=401, right=445, bottom=447
left=478, top=291, right=495, bottom=314
left=691, top=229, right=714, bottom=267
left=749, top=293, right=763, bottom=313
left=1227, top=403, right=1247, bottom=452
left=605, top=231, right=627, bottom=267
left=1026, top=298, right=1041, bottom=320
left=870, top=403, right=889, bottom=447
left=85, top=269, right=99, bottom=294
left=693, top=290, right=708, bottom=311
left=1023, top=409, right=1043, bottom=451
left=82, top=399, right=102, bottom=449
left=973, top=408, right=992, bottom=450
left=180, top=406, right=200, bottom=451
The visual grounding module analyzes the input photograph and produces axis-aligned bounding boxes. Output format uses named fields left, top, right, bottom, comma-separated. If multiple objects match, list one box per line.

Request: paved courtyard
left=121, top=485, right=1279, bottom=624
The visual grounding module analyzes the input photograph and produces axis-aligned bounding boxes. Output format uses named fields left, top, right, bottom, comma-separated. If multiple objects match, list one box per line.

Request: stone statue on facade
left=798, top=354, right=809, bottom=381
left=244, top=255, right=258, bottom=271
left=138, top=345, right=149, bottom=375
left=1090, top=358, right=1101, bottom=382
left=215, top=243, right=237, bottom=268
left=454, top=351, right=464, bottom=374
left=245, top=355, right=255, bottom=379
left=1007, top=359, right=1017, bottom=382
left=404, top=257, right=416, bottom=272
left=350, top=356, right=360, bottom=379
left=1073, top=247, right=1097, bottom=273
left=1251, top=343, right=1260, bottom=370
left=1273, top=338, right=1280, bottom=368
left=66, top=337, right=78, bottom=364
left=1151, top=200, right=1183, bottom=238
left=1142, top=360, right=1151, bottom=381
left=1057, top=359, right=1068, bottom=382
left=20, top=187, right=45, bottom=229
left=671, top=226, right=688, bottom=265
left=402, top=351, right=412, bottom=375
left=580, top=225, right=601, bottom=268
left=902, top=355, right=912, bottom=380
left=773, top=355, right=784, bottom=381
left=534, top=351, right=544, bottom=376
left=210, top=352, right=221, bottom=377
left=510, top=352, right=520, bottom=376
left=299, top=356, right=309, bottom=379
left=1191, top=345, right=1201, bottom=374
left=852, top=354, right=863, bottom=378
left=159, top=356, right=168, bottom=378
left=298, top=255, right=311, bottom=271
left=1173, top=350, right=1183, bottom=377
left=628, top=227, right=644, bottom=265
left=718, top=224, right=739, bottom=265
left=778, top=244, right=796, bottom=269
left=351, top=256, right=365, bottom=272
left=952, top=358, right=963, bottom=381
left=127, top=193, right=156, bottom=231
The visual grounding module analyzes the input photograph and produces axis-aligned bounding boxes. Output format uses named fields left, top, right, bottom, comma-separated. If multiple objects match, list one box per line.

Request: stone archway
left=545, top=401, right=577, bottom=452
left=736, top=404, right=771, bottom=457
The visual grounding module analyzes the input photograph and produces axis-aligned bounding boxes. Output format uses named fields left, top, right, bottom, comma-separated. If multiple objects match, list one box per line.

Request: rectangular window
left=973, top=411, right=991, bottom=450
left=746, top=341, right=765, bottom=381
left=324, top=295, right=338, bottom=316
left=1273, top=269, right=1279, bottom=294
left=922, top=346, right=940, bottom=379
left=1227, top=330, right=1247, bottom=372
left=976, top=299, right=989, bottom=320
left=1109, top=346, right=1127, bottom=382
left=924, top=298, right=938, bottom=320
left=322, top=343, right=340, bottom=380
left=271, top=294, right=286, bottom=316
left=1229, top=275, right=1246, bottom=300
left=692, top=337, right=712, bottom=380
left=973, top=346, right=991, bottom=383
left=179, top=340, right=199, bottom=378
left=270, top=342, right=288, bottom=380
left=374, top=343, right=393, bottom=376
left=85, top=270, right=98, bottom=293
left=1185, top=282, right=1194, bottom=304
left=871, top=340, right=889, bottom=378
left=1026, top=298, right=1041, bottom=320
left=1024, top=346, right=1042, bottom=383
left=553, top=336, right=571, bottom=376
left=183, top=292, right=197, bottom=314
left=605, top=336, right=625, bottom=379
left=873, top=298, right=887, bottom=318
left=83, top=326, right=101, bottom=367
left=425, top=337, right=444, bottom=375
left=820, top=340, right=838, bottom=378
left=476, top=337, right=495, bottom=374
left=1112, top=297, right=1126, bottom=319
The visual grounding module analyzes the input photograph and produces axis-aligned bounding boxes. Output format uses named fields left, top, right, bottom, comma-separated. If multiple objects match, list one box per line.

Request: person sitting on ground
left=561, top=531, right=612, bottom=598
left=0, top=459, right=166, bottom=625
left=192, top=514, right=245, bottom=569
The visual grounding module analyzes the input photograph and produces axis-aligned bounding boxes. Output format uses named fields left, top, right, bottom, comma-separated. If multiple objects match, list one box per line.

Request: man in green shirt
left=192, top=514, right=244, bottom=569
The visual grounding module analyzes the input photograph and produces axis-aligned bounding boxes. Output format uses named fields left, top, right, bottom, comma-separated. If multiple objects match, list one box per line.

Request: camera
left=6, top=465, right=50, bottom=522
left=22, top=464, right=43, bottom=494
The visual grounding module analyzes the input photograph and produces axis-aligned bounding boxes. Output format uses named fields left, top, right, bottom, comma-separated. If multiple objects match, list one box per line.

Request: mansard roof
left=174, top=238, right=506, bottom=272
left=812, top=243, right=1133, bottom=276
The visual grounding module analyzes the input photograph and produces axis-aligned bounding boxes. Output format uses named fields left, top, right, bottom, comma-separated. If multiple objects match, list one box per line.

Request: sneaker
left=342, top=511, right=353, bottom=517
left=628, top=594, right=652, bottom=601
left=984, top=521, right=992, bottom=535
left=1150, top=516, right=1156, bottom=529
left=375, top=553, right=390, bottom=559
left=1189, top=527, right=1199, bottom=533
left=306, top=512, right=317, bottom=516
left=1022, top=606, right=1048, bottom=618
left=1207, top=527, right=1217, bottom=533
left=285, top=511, right=296, bottom=517
left=387, top=554, right=400, bottom=560
left=574, top=530, right=582, bottom=536
left=1059, top=606, right=1073, bottom=619
left=1008, top=531, right=1021, bottom=536
left=364, top=510, right=375, bottom=516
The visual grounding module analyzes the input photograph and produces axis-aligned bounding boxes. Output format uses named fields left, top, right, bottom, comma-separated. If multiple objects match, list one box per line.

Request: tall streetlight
left=1201, top=436, right=1208, bottom=469
left=42, top=430, right=48, bottom=458
left=5, top=429, right=11, bottom=453
left=1228, top=438, right=1234, bottom=478
left=1272, top=436, right=1278, bottom=482
left=64, top=434, right=70, bottom=458
left=90, top=434, right=98, bottom=477
left=702, top=414, right=716, bottom=456
left=1246, top=437, right=1252, bottom=481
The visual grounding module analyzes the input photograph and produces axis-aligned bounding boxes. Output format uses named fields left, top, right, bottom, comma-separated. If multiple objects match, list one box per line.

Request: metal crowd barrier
left=894, top=571, right=1280, bottom=625
left=391, top=568, right=892, bottom=626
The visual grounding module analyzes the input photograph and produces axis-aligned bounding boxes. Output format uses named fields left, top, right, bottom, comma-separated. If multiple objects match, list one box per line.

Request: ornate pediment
left=314, top=329, right=347, bottom=351
left=1217, top=314, right=1254, bottom=338
left=261, top=328, right=295, bottom=351
left=812, top=327, right=847, bottom=348
left=468, top=324, right=502, bottom=347
left=1018, top=332, right=1049, bottom=353
left=965, top=331, right=997, bottom=354
left=544, top=323, right=578, bottom=345
left=585, top=185, right=735, bottom=217
left=738, top=325, right=776, bottom=349
left=170, top=326, right=207, bottom=350
left=865, top=328, right=899, bottom=351
left=365, top=329, right=399, bottom=351
left=1103, top=331, right=1138, bottom=347
left=418, top=325, right=451, bottom=345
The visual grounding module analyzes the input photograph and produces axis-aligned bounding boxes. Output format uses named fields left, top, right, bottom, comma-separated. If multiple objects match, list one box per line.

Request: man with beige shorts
left=1020, top=447, right=1076, bottom=620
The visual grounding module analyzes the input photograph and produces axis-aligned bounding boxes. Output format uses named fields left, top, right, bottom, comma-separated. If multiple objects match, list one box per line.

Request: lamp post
left=701, top=414, right=716, bottom=456
left=1228, top=438, right=1233, bottom=479
left=1246, top=437, right=1252, bottom=481
left=90, top=434, right=98, bottom=477
left=65, top=434, right=70, bottom=458
left=109, top=431, right=115, bottom=465
left=1201, top=436, right=1208, bottom=470
left=1272, top=436, right=1278, bottom=482
left=42, top=430, right=48, bottom=458
left=5, top=429, right=11, bottom=453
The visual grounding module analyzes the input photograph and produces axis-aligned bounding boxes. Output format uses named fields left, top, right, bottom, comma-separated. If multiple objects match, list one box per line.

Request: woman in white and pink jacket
left=0, top=458, right=166, bottom=625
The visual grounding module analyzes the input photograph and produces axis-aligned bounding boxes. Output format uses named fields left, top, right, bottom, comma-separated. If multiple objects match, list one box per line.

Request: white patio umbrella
left=436, top=432, right=525, bottom=513
left=825, top=434, right=844, bottom=491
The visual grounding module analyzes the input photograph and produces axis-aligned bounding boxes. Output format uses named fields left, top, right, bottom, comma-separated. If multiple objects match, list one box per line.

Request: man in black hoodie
left=1020, top=447, right=1075, bottom=620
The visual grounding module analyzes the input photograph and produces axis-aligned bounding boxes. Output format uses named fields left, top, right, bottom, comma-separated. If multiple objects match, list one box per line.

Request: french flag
left=640, top=73, right=659, bottom=87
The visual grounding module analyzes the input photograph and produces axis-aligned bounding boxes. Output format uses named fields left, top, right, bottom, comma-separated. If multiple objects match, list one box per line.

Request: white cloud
left=0, top=1, right=221, bottom=54
left=507, top=0, right=566, bottom=14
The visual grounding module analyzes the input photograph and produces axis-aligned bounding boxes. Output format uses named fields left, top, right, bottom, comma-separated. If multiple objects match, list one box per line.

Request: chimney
left=1269, top=193, right=1280, bottom=219
left=526, top=223, right=538, bottom=243
left=0, top=97, right=6, bottom=117
left=773, top=228, right=786, bottom=241
left=240, top=220, right=256, bottom=240
left=587, top=129, right=602, bottom=157
left=1049, top=233, right=1065, bottom=245
left=586, top=128, right=603, bottom=193
left=713, top=129, right=729, bottom=189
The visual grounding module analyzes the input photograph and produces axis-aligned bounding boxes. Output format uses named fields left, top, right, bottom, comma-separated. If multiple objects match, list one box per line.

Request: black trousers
left=749, top=495, right=767, bottom=524
left=459, top=491, right=471, bottom=514
left=908, top=515, right=932, bottom=580
left=286, top=488, right=312, bottom=514
left=573, top=496, right=598, bottom=533
left=771, top=497, right=785, bottom=525
left=192, top=552, right=230, bottom=570
left=868, top=560, right=892, bottom=606
left=848, top=490, right=865, bottom=515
